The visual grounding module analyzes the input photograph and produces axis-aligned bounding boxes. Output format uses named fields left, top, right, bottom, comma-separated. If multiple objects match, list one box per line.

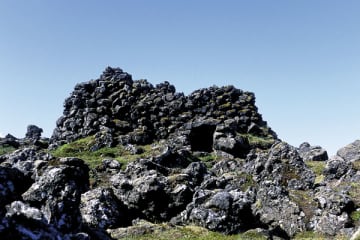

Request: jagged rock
left=110, top=164, right=170, bottom=222
left=0, top=201, right=65, bottom=239
left=97, top=159, right=122, bottom=172
left=5, top=66, right=360, bottom=239
left=22, top=157, right=89, bottom=232
left=252, top=182, right=306, bottom=238
left=172, top=187, right=258, bottom=234
left=50, top=67, right=276, bottom=157
left=0, top=167, right=31, bottom=209
left=152, top=147, right=192, bottom=169
left=244, top=142, right=315, bottom=190
left=213, top=133, right=250, bottom=158
left=324, top=155, right=351, bottom=180
left=310, top=187, right=354, bottom=236
left=337, top=140, right=360, bottom=162
left=0, top=147, right=53, bottom=179
left=25, top=125, right=43, bottom=141
left=80, top=188, right=128, bottom=229
left=0, top=134, right=19, bottom=149
left=182, top=161, right=208, bottom=186
left=298, top=142, right=328, bottom=161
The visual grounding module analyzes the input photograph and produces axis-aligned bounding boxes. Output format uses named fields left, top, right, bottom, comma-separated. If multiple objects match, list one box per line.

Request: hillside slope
left=0, top=67, right=359, bottom=239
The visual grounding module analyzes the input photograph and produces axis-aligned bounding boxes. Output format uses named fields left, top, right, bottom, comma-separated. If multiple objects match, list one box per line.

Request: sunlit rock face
left=2, top=67, right=360, bottom=239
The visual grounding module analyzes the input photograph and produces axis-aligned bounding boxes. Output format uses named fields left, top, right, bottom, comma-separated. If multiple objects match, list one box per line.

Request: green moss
left=349, top=182, right=360, bottom=206
left=0, top=145, right=16, bottom=155
left=294, top=231, right=327, bottom=239
left=240, top=229, right=267, bottom=240
left=113, top=225, right=266, bottom=240
left=51, top=136, right=159, bottom=170
left=352, top=160, right=360, bottom=171
left=241, top=134, right=275, bottom=149
left=294, top=231, right=348, bottom=240
left=218, top=102, right=232, bottom=110
left=351, top=210, right=360, bottom=222
left=306, top=161, right=326, bottom=176
left=305, top=161, right=326, bottom=184
left=51, top=136, right=124, bottom=169
left=197, top=153, right=217, bottom=168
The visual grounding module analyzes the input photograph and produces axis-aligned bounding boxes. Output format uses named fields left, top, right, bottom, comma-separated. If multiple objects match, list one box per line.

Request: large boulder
left=310, top=187, right=354, bottom=236
left=337, top=140, right=360, bottom=162
left=252, top=182, right=306, bottom=238
left=25, top=125, right=43, bottom=141
left=80, top=188, right=128, bottom=229
left=0, top=167, right=31, bottom=209
left=324, top=155, right=351, bottom=180
left=173, top=188, right=258, bottom=234
left=0, top=201, right=66, bottom=239
left=298, top=142, right=328, bottom=161
left=22, top=157, right=89, bottom=232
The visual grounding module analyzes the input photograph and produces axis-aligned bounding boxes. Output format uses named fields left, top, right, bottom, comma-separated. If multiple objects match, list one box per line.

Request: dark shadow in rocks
left=189, top=125, right=216, bottom=152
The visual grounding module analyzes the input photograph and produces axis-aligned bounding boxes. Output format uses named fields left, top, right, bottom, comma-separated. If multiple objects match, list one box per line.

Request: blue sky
left=0, top=1, right=359, bottom=155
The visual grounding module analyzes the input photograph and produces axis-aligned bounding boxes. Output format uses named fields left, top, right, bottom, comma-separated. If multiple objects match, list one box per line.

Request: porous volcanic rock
left=2, top=67, right=360, bottom=239
left=50, top=67, right=277, bottom=157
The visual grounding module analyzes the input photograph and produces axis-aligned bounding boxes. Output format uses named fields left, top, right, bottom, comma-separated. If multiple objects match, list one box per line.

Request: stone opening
left=189, top=125, right=216, bottom=152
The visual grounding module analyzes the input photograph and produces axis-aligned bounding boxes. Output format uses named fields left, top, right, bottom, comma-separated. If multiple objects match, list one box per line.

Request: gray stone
left=337, top=140, right=360, bottom=162
left=80, top=188, right=127, bottom=229
left=298, top=142, right=328, bottom=161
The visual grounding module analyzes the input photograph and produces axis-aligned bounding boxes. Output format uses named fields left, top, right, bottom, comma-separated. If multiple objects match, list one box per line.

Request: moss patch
left=112, top=225, right=266, bottom=240
left=349, top=182, right=360, bottom=206
left=0, top=145, right=16, bottom=155
left=305, top=161, right=326, bottom=184
left=294, top=231, right=348, bottom=240
left=51, top=136, right=160, bottom=169
left=197, top=153, right=217, bottom=168
left=352, top=160, right=360, bottom=171
left=241, top=134, right=275, bottom=149
left=351, top=210, right=360, bottom=222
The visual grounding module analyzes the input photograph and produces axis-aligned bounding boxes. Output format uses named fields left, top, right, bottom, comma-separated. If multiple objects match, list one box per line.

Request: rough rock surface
left=298, top=142, right=328, bottom=161
left=1, top=67, right=360, bottom=239
left=50, top=67, right=277, bottom=153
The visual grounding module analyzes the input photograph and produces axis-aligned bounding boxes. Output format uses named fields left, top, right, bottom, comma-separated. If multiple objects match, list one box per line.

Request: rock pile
left=50, top=67, right=276, bottom=154
left=1, top=67, right=360, bottom=239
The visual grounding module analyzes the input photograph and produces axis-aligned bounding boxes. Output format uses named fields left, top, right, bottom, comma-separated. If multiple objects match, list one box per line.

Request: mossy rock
left=305, top=161, right=326, bottom=184
left=240, top=133, right=275, bottom=149
left=51, top=136, right=160, bottom=170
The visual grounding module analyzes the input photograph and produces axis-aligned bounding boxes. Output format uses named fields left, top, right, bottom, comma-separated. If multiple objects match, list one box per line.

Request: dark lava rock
left=324, top=155, right=351, bottom=180
left=3, top=67, right=360, bottom=239
left=50, top=67, right=277, bottom=157
left=25, top=125, right=43, bottom=141
left=298, top=142, right=328, bottom=161
left=0, top=167, right=32, bottom=209
left=80, top=187, right=128, bottom=229
left=22, top=157, right=89, bottom=232
left=311, top=187, right=354, bottom=236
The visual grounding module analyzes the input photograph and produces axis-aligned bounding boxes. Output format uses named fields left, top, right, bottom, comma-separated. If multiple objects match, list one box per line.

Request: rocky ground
left=0, top=67, right=360, bottom=239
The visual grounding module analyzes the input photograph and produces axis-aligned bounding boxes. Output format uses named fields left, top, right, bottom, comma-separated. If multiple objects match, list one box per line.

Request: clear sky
left=0, top=0, right=359, bottom=155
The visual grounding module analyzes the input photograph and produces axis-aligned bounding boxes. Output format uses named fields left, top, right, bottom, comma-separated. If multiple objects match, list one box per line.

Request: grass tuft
left=51, top=136, right=159, bottom=169
left=112, top=225, right=267, bottom=240
left=0, top=145, right=16, bottom=156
